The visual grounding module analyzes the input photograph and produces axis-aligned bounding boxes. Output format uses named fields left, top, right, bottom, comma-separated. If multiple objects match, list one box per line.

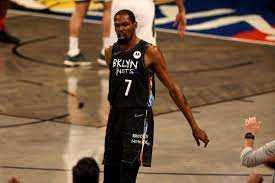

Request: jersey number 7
left=125, top=79, right=132, bottom=96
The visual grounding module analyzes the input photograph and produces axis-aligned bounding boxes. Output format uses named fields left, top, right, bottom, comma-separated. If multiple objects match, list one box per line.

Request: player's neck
left=120, top=36, right=140, bottom=51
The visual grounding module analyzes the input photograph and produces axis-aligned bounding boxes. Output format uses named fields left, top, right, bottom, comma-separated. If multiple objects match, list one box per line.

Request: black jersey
left=108, top=40, right=155, bottom=108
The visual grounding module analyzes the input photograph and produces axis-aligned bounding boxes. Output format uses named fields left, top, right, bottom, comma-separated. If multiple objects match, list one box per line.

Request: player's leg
left=64, top=0, right=91, bottom=66
left=119, top=108, right=154, bottom=182
left=120, top=159, right=140, bottom=183
left=103, top=109, right=122, bottom=183
left=0, top=0, right=8, bottom=31
left=103, top=163, right=120, bottom=183
left=104, top=159, right=140, bottom=183
left=97, top=0, right=112, bottom=66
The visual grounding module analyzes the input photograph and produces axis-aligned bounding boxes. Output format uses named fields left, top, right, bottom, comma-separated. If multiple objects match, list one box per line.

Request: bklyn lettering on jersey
left=112, top=58, right=138, bottom=75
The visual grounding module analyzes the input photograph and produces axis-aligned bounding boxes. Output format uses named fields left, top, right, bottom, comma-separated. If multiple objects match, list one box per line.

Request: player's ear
left=133, top=21, right=137, bottom=29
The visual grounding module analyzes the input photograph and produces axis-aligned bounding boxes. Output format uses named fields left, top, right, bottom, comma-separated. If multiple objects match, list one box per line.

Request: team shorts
left=103, top=107, right=154, bottom=167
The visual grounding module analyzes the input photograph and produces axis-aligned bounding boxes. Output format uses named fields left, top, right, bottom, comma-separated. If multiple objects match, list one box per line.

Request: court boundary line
left=12, top=36, right=65, bottom=68
left=155, top=90, right=275, bottom=116
left=0, top=165, right=273, bottom=177
left=0, top=112, right=103, bottom=128
left=0, top=113, right=69, bottom=128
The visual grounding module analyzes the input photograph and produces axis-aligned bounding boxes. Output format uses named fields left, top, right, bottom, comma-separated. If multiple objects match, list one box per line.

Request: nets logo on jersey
left=112, top=59, right=138, bottom=75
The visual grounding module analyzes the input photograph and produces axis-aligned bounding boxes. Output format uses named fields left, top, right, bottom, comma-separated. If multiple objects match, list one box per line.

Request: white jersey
left=109, top=0, right=156, bottom=46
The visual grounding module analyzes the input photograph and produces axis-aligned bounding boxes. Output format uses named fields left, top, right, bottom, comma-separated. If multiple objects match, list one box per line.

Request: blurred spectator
left=64, top=0, right=111, bottom=67
left=8, top=157, right=100, bottom=183
left=246, top=156, right=275, bottom=183
left=0, top=0, right=20, bottom=44
left=240, top=116, right=275, bottom=183
left=73, top=156, right=100, bottom=183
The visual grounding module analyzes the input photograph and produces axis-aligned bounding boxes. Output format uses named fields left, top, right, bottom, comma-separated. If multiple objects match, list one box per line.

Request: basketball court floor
left=0, top=12, right=274, bottom=183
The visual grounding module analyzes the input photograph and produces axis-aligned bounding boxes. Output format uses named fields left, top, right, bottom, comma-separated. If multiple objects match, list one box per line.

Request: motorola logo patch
left=133, top=51, right=141, bottom=59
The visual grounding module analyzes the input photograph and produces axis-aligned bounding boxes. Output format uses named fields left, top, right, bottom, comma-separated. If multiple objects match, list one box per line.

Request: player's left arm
left=146, top=45, right=209, bottom=147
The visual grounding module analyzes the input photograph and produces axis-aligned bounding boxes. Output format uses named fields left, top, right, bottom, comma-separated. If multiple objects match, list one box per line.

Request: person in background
left=8, top=156, right=100, bottom=183
left=0, top=0, right=20, bottom=44
left=241, top=116, right=275, bottom=183
left=96, top=0, right=187, bottom=66
left=64, top=0, right=112, bottom=67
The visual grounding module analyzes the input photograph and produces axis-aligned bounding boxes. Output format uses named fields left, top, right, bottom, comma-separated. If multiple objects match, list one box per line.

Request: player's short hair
left=114, top=9, right=136, bottom=23
left=72, top=157, right=100, bottom=183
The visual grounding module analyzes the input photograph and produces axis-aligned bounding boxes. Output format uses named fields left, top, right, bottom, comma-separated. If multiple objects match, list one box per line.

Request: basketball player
left=103, top=9, right=209, bottom=183
left=97, top=0, right=186, bottom=66
left=0, top=0, right=20, bottom=44
left=64, top=0, right=112, bottom=66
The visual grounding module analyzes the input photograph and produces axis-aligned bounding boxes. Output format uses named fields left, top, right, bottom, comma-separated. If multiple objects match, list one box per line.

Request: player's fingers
left=204, top=139, right=209, bottom=147
left=177, top=31, right=184, bottom=38
left=177, top=24, right=185, bottom=38
left=196, top=138, right=200, bottom=146
left=203, top=134, right=209, bottom=147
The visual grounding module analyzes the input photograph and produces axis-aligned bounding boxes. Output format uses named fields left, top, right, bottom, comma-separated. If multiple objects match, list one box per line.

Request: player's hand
left=192, top=127, right=209, bottom=147
left=173, top=11, right=186, bottom=38
left=245, top=117, right=261, bottom=135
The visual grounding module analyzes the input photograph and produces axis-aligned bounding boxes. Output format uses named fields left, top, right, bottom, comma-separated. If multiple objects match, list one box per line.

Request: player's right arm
left=104, top=46, right=113, bottom=66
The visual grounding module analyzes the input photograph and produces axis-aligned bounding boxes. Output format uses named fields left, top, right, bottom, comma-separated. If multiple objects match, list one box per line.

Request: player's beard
left=117, top=32, right=134, bottom=45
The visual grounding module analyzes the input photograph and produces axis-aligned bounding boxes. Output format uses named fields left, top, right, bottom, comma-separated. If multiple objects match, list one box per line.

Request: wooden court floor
left=0, top=12, right=274, bottom=183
